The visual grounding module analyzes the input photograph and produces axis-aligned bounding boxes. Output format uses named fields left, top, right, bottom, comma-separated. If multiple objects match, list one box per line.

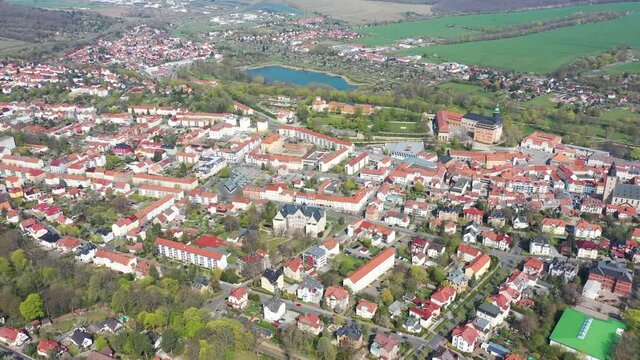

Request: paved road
left=0, top=344, right=34, bottom=360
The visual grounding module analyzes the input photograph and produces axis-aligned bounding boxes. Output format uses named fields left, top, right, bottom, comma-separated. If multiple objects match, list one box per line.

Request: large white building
left=272, top=204, right=326, bottom=237
left=319, top=148, right=349, bottom=172
left=278, top=125, right=354, bottom=152
left=93, top=249, right=136, bottom=274
left=155, top=237, right=227, bottom=270
left=343, top=248, right=395, bottom=293
left=345, top=152, right=369, bottom=175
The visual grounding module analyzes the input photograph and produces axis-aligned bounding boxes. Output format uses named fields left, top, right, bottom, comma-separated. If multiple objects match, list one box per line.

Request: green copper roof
left=549, top=308, right=625, bottom=360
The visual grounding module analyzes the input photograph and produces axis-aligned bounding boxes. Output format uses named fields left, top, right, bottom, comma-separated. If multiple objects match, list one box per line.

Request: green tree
left=428, top=267, right=447, bottom=284
left=317, top=336, right=337, bottom=360
left=220, top=269, right=240, bottom=284
left=263, top=201, right=278, bottom=223
left=95, top=336, right=109, bottom=350
left=218, top=167, right=231, bottom=178
left=631, top=148, right=640, bottom=161
left=56, top=224, right=82, bottom=237
left=410, top=265, right=429, bottom=284
left=10, top=249, right=27, bottom=270
left=20, top=293, right=45, bottom=321
left=0, top=257, right=11, bottom=275
left=161, top=328, right=184, bottom=354
left=381, top=288, right=394, bottom=306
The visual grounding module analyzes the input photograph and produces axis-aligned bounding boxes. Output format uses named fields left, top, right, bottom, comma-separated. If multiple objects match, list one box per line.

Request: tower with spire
left=603, top=162, right=618, bottom=203
left=492, top=104, right=503, bottom=125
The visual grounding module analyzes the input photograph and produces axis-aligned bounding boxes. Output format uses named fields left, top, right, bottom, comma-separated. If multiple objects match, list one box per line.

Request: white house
left=227, top=287, right=248, bottom=310
left=0, top=326, right=29, bottom=347
left=451, top=325, right=479, bottom=353
left=296, top=278, right=324, bottom=304
left=263, top=297, right=286, bottom=322
left=355, top=299, right=378, bottom=319
left=529, top=237, right=551, bottom=256
left=576, top=241, right=599, bottom=259
left=93, top=249, right=136, bottom=274
left=574, top=220, right=602, bottom=239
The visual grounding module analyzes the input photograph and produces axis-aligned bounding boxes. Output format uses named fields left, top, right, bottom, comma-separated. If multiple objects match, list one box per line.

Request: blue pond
left=247, top=65, right=357, bottom=90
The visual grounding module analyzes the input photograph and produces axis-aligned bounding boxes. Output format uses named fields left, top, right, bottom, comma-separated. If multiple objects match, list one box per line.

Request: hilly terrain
left=0, top=0, right=122, bottom=56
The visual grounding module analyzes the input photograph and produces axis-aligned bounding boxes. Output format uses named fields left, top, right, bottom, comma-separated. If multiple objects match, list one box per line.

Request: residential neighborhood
left=0, top=4, right=639, bottom=360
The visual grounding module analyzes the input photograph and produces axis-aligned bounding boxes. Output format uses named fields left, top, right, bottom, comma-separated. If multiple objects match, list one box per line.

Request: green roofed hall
left=549, top=307, right=625, bottom=360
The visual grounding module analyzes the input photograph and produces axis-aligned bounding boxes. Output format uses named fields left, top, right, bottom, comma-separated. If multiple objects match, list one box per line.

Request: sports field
left=399, top=3, right=640, bottom=73
left=357, top=2, right=640, bottom=46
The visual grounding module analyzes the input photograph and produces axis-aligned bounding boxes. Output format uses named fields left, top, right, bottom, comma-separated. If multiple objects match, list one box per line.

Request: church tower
left=603, top=162, right=618, bottom=203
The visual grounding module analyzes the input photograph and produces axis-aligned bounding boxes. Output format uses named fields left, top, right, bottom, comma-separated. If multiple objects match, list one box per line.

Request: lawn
left=243, top=303, right=261, bottom=318
left=357, top=2, right=640, bottom=46
left=600, top=108, right=639, bottom=122
left=523, top=94, right=557, bottom=110
left=401, top=4, right=640, bottom=73
left=437, top=82, right=490, bottom=98
left=385, top=121, right=418, bottom=133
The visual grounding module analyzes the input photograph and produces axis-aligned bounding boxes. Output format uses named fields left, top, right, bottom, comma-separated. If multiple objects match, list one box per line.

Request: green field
left=0, top=38, right=32, bottom=56
left=437, top=82, right=490, bottom=97
left=523, top=94, right=557, bottom=110
left=400, top=3, right=640, bottom=73
left=603, top=60, right=640, bottom=74
left=600, top=108, right=639, bottom=122
left=386, top=121, right=418, bottom=133
left=357, top=2, right=640, bottom=46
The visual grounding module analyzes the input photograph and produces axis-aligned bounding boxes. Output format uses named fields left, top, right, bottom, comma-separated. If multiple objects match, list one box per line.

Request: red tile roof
left=298, top=313, right=321, bottom=328
left=325, top=285, right=349, bottom=300
left=193, top=235, right=224, bottom=248
left=0, top=326, right=23, bottom=342
left=229, top=287, right=248, bottom=300
left=356, top=299, right=378, bottom=313
left=457, top=245, right=480, bottom=258
left=57, top=236, right=81, bottom=249
left=37, top=339, right=60, bottom=353
left=431, top=286, right=456, bottom=304
left=523, top=257, right=544, bottom=271
left=95, top=248, right=135, bottom=266
left=452, top=325, right=478, bottom=345
left=467, top=254, right=491, bottom=273
left=346, top=248, right=395, bottom=285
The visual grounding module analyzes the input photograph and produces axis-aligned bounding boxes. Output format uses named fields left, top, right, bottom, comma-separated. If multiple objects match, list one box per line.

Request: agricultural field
left=0, top=38, right=32, bottom=56
left=400, top=3, right=640, bottom=73
left=357, top=2, right=640, bottom=46
left=282, top=0, right=432, bottom=24
left=603, top=60, right=640, bottom=74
